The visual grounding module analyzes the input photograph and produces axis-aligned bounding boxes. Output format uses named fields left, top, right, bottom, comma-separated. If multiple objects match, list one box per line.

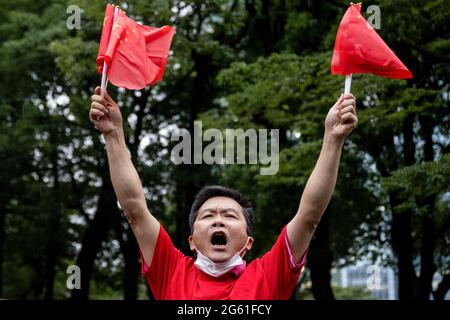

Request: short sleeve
left=259, top=226, right=308, bottom=299
left=140, top=224, right=186, bottom=299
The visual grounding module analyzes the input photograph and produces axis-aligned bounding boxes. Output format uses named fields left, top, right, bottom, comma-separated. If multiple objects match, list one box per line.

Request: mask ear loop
left=191, top=239, right=200, bottom=259
left=239, top=236, right=253, bottom=258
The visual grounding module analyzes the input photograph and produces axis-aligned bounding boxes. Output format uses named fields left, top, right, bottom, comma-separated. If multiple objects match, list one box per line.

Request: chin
left=208, top=251, right=231, bottom=263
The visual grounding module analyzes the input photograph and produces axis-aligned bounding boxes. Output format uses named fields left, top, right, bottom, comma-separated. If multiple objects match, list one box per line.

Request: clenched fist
left=325, top=93, right=358, bottom=142
left=89, top=86, right=123, bottom=136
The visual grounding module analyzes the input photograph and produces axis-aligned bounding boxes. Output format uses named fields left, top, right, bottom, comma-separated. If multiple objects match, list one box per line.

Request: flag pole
left=100, top=61, right=108, bottom=97
left=344, top=74, right=352, bottom=94
left=100, top=6, right=120, bottom=97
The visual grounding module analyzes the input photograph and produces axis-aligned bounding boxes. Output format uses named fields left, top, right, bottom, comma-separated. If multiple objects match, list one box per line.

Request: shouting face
left=188, top=196, right=253, bottom=263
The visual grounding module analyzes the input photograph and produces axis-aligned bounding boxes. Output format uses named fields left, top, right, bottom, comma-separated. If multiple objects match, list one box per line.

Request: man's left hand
left=325, top=93, right=358, bottom=142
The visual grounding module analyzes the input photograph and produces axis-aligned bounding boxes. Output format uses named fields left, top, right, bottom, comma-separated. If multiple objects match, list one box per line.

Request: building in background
left=332, top=262, right=450, bottom=300
left=332, top=262, right=397, bottom=300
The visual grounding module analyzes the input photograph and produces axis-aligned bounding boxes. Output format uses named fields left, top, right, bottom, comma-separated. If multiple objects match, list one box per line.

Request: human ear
left=246, top=236, right=254, bottom=251
left=188, top=235, right=195, bottom=251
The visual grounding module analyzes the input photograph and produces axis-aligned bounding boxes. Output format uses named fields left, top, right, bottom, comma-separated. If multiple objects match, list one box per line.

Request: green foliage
left=298, top=284, right=374, bottom=300
left=332, top=285, right=375, bottom=300
left=383, top=155, right=450, bottom=271
left=383, top=155, right=450, bottom=213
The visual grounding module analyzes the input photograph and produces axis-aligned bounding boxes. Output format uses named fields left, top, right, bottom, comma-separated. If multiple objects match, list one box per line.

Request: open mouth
left=210, top=231, right=228, bottom=249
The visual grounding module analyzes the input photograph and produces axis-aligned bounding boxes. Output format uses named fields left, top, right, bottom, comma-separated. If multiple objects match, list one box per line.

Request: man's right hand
left=89, top=86, right=123, bottom=136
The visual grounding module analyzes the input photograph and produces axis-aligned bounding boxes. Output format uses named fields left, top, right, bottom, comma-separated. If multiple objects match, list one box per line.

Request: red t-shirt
left=141, top=225, right=307, bottom=300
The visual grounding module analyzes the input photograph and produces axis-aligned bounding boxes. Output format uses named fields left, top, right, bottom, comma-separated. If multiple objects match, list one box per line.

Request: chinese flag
left=331, top=3, right=412, bottom=79
left=96, top=4, right=175, bottom=90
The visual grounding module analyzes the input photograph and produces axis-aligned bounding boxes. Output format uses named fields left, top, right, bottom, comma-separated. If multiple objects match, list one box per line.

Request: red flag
left=331, top=3, right=412, bottom=79
left=96, top=4, right=175, bottom=90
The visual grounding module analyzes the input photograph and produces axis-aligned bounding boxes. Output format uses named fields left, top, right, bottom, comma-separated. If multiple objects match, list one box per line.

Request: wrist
left=104, top=127, right=126, bottom=146
left=323, top=131, right=345, bottom=149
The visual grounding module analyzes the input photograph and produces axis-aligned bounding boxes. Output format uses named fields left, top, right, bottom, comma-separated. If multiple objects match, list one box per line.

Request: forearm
left=104, top=128, right=146, bottom=214
left=287, top=94, right=356, bottom=260
left=298, top=133, right=343, bottom=223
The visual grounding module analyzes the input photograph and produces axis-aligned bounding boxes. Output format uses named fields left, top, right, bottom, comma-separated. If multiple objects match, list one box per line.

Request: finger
left=339, top=98, right=356, bottom=110
left=332, top=94, right=345, bottom=110
left=339, top=105, right=356, bottom=116
left=94, top=87, right=114, bottom=105
left=91, top=101, right=109, bottom=115
left=340, top=113, right=358, bottom=126
left=343, top=93, right=356, bottom=101
left=91, top=94, right=108, bottom=106
left=89, top=109, right=105, bottom=121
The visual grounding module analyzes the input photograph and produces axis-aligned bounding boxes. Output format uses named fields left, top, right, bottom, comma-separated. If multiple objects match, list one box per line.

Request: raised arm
left=89, top=86, right=160, bottom=266
left=287, top=93, right=357, bottom=261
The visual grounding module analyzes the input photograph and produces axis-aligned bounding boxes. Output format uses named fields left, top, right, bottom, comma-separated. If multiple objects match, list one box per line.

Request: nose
left=212, top=217, right=225, bottom=228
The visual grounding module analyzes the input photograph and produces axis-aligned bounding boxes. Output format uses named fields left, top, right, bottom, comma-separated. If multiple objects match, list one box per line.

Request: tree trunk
left=113, top=217, right=141, bottom=300
left=0, top=206, right=5, bottom=298
left=43, top=206, right=58, bottom=300
left=122, top=227, right=140, bottom=300
left=390, top=193, right=417, bottom=300
left=174, top=177, right=194, bottom=254
left=70, top=176, right=119, bottom=300
left=308, top=211, right=335, bottom=300
left=417, top=213, right=436, bottom=299
left=416, top=115, right=437, bottom=300
left=390, top=114, right=417, bottom=300
left=44, top=136, right=63, bottom=300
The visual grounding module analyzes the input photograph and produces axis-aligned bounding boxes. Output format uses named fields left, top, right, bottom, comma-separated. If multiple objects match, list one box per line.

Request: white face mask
left=194, top=237, right=251, bottom=278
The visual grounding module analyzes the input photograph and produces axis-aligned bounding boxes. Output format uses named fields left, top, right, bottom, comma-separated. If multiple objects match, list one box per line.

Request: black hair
left=189, top=185, right=254, bottom=236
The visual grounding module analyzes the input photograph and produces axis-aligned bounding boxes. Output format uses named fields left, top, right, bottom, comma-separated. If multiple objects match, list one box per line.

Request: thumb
left=94, top=86, right=113, bottom=102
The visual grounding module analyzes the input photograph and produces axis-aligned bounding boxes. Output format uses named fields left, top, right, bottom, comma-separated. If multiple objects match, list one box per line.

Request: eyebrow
left=199, top=207, right=240, bottom=215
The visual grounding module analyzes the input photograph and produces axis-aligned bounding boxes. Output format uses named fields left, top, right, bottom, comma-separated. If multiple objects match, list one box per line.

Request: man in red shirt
left=89, top=87, right=357, bottom=299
